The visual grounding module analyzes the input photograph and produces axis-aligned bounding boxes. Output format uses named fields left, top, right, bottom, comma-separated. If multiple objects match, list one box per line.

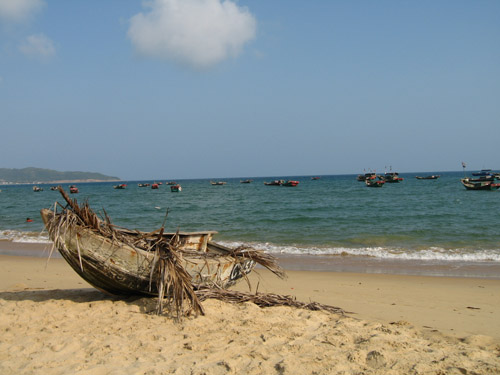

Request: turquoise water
left=1, top=172, right=499, bottom=265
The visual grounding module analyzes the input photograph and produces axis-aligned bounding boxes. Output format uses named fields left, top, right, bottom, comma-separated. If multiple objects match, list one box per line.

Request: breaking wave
left=219, top=241, right=500, bottom=262
left=0, top=230, right=50, bottom=243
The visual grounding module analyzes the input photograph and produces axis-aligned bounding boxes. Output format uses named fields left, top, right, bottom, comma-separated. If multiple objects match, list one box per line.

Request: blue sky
left=1, top=0, right=499, bottom=180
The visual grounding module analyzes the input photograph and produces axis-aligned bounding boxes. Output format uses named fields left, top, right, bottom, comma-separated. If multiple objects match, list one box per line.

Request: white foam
left=0, top=230, right=50, bottom=244
left=219, top=241, right=500, bottom=262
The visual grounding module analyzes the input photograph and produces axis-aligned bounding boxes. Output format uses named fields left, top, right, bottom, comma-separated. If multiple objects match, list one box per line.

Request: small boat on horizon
left=472, top=169, right=494, bottom=177
left=415, top=175, right=440, bottom=180
left=151, top=183, right=159, bottom=189
left=282, top=180, right=299, bottom=187
left=210, top=181, right=227, bottom=185
left=365, top=179, right=385, bottom=188
left=113, top=184, right=127, bottom=189
left=240, top=179, right=253, bottom=184
left=170, top=184, right=182, bottom=192
left=33, top=186, right=43, bottom=192
left=357, top=173, right=377, bottom=181
left=380, top=172, right=403, bottom=183
left=138, top=183, right=150, bottom=187
left=69, top=185, right=78, bottom=194
left=264, top=180, right=284, bottom=186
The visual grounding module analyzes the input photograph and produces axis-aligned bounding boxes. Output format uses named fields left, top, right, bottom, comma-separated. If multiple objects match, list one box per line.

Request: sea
left=1, top=171, right=499, bottom=278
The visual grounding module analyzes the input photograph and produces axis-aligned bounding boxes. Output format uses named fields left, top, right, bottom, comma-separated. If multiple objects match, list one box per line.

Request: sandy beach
left=1, top=246, right=500, bottom=374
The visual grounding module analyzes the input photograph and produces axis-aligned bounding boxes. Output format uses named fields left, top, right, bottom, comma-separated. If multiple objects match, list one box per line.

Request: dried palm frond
left=229, top=245, right=286, bottom=279
left=195, top=287, right=347, bottom=315
left=150, top=231, right=204, bottom=319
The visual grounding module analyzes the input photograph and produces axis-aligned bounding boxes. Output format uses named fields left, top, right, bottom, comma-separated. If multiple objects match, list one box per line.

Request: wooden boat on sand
left=41, top=189, right=283, bottom=298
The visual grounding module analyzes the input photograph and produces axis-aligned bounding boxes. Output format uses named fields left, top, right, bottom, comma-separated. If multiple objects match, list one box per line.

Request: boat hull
left=40, top=209, right=255, bottom=296
left=461, top=179, right=500, bottom=191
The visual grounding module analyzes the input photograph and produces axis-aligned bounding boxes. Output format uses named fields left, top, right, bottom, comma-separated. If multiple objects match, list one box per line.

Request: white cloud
left=18, top=33, right=55, bottom=60
left=128, top=0, right=256, bottom=69
left=0, top=0, right=44, bottom=23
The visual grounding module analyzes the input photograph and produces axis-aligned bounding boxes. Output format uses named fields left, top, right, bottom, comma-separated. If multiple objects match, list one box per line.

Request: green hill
left=0, top=167, right=120, bottom=184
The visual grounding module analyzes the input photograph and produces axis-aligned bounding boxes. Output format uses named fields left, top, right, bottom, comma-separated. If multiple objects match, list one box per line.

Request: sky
left=0, top=0, right=499, bottom=180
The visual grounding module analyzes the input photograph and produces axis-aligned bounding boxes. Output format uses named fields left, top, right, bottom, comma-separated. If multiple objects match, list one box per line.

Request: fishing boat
left=151, top=183, right=159, bottom=189
left=311, top=177, right=320, bottom=180
left=264, top=180, right=284, bottom=186
left=138, top=183, right=150, bottom=187
left=365, top=179, right=385, bottom=188
left=32, top=186, right=43, bottom=192
left=210, top=181, right=227, bottom=185
left=381, top=172, right=403, bottom=183
left=240, top=179, right=253, bottom=184
left=461, top=177, right=500, bottom=191
left=166, top=181, right=177, bottom=185
left=69, top=185, right=78, bottom=194
left=357, top=173, right=376, bottom=181
left=170, top=184, right=182, bottom=192
left=472, top=169, right=493, bottom=177
left=282, top=180, right=299, bottom=187
left=113, top=184, right=127, bottom=189
left=416, top=175, right=440, bottom=180
left=39, top=190, right=282, bottom=297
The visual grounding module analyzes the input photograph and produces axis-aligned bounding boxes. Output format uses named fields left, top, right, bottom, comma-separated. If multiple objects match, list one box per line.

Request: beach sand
left=1, top=249, right=500, bottom=374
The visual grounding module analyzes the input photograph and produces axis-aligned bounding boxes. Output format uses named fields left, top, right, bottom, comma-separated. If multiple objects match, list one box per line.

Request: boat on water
left=311, top=177, right=320, bottom=180
left=264, top=180, right=284, bottom=186
left=282, top=180, right=300, bottom=187
left=380, top=172, right=403, bottom=183
left=357, top=173, right=376, bottom=181
left=40, top=189, right=283, bottom=297
left=240, top=179, right=253, bottom=184
left=32, top=186, right=43, bottom=192
left=210, top=181, right=227, bottom=185
left=365, top=179, right=385, bottom=188
left=165, top=181, right=177, bottom=185
left=138, top=183, right=150, bottom=187
left=151, top=183, right=159, bottom=189
left=69, top=185, right=78, bottom=194
left=472, top=169, right=493, bottom=177
left=415, top=175, right=440, bottom=180
left=461, top=177, right=500, bottom=191
left=170, top=184, right=182, bottom=192
left=113, top=184, right=127, bottom=189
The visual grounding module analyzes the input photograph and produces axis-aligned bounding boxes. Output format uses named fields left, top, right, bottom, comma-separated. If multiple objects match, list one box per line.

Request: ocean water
left=1, top=172, right=499, bottom=275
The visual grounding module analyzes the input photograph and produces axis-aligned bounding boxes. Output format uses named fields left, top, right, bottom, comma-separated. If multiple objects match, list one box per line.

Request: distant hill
left=0, top=167, right=120, bottom=184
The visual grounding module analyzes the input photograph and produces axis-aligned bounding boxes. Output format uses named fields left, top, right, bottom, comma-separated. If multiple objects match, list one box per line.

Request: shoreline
left=3, top=239, right=500, bottom=279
